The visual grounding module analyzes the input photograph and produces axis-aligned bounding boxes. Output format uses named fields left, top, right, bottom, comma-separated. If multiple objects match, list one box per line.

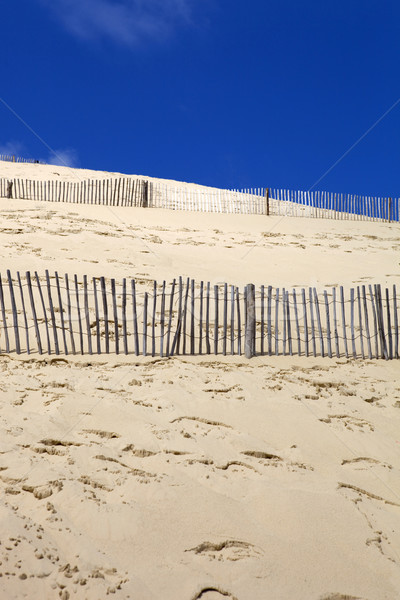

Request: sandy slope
left=0, top=162, right=399, bottom=600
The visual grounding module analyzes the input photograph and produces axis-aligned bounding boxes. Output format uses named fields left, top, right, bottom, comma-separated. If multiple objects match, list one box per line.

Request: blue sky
left=1, top=1, right=399, bottom=196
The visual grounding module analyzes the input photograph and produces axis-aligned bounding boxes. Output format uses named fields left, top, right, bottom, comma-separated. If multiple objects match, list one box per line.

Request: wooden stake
left=45, top=270, right=59, bottom=355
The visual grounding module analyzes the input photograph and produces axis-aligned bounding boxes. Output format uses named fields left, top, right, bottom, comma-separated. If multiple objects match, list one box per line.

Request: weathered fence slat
left=131, top=279, right=139, bottom=356
left=302, top=288, right=308, bottom=357
left=332, top=288, right=340, bottom=358
left=324, top=290, right=332, bottom=358
left=151, top=281, right=157, bottom=357
left=275, top=288, right=280, bottom=356
left=340, top=286, right=348, bottom=358
left=54, top=271, right=67, bottom=355
left=45, top=270, right=59, bottom=355
left=386, top=287, right=393, bottom=360
left=236, top=287, right=241, bottom=355
left=143, top=292, right=148, bottom=356
left=191, top=279, right=196, bottom=355
left=111, top=279, right=119, bottom=355
left=121, top=278, right=128, bottom=355
left=166, top=279, right=176, bottom=357
left=26, top=272, right=41, bottom=354
left=245, top=284, right=256, bottom=358
left=6, top=271, right=20, bottom=354
left=160, top=280, right=166, bottom=358
left=182, top=278, right=190, bottom=355
left=309, top=288, right=316, bottom=357
left=205, top=282, right=211, bottom=354
left=214, top=285, right=219, bottom=355
left=394, top=285, right=399, bottom=359
left=36, top=272, right=51, bottom=354
left=267, top=285, right=272, bottom=356
left=74, top=274, right=84, bottom=355
left=100, top=277, right=109, bottom=354
left=93, top=278, right=101, bottom=354
left=222, top=282, right=228, bottom=356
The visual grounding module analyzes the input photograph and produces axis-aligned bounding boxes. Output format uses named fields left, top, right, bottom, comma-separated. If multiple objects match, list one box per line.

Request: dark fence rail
left=0, top=271, right=398, bottom=360
left=0, top=175, right=398, bottom=221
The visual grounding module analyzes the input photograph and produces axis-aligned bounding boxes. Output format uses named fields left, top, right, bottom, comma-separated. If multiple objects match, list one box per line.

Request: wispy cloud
left=41, top=0, right=196, bottom=46
left=45, top=148, right=80, bottom=168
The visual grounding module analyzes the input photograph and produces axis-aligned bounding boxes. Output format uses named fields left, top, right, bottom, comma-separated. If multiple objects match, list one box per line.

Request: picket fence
left=0, top=154, right=45, bottom=165
left=0, top=175, right=398, bottom=222
left=0, top=271, right=398, bottom=360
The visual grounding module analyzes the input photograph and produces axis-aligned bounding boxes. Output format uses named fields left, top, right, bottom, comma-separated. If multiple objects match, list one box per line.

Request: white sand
left=0, top=161, right=399, bottom=600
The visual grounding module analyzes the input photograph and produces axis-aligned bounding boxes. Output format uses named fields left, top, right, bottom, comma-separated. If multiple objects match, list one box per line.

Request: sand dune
left=0, top=162, right=399, bottom=599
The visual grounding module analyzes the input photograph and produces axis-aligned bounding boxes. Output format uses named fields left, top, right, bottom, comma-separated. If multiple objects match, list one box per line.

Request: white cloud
left=46, top=148, right=80, bottom=168
left=41, top=0, right=195, bottom=46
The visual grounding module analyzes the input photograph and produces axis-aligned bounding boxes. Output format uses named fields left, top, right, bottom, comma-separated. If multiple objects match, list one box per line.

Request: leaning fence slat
left=236, top=287, right=242, bottom=355
left=394, top=285, right=399, bottom=359
left=293, top=289, right=301, bottom=356
left=176, top=277, right=183, bottom=355
left=350, top=288, right=356, bottom=358
left=45, top=270, right=59, bottom=355
left=7, top=270, right=21, bottom=354
left=286, top=290, right=292, bottom=356
left=302, top=288, right=308, bottom=357
left=214, top=285, right=219, bottom=355
left=166, top=279, right=176, bottom=357
left=81, top=275, right=91, bottom=355
left=182, top=278, right=190, bottom=355
left=151, top=281, right=157, bottom=357
left=17, top=272, right=30, bottom=354
left=222, top=282, right=228, bottom=356
left=53, top=272, right=67, bottom=355
left=111, top=279, right=119, bottom=355
left=36, top=272, right=51, bottom=354
left=357, top=287, right=365, bottom=359
left=26, top=271, right=41, bottom=354
left=375, top=284, right=388, bottom=360
left=340, top=286, right=348, bottom=358
left=131, top=279, right=139, bottom=356
left=100, top=277, right=109, bottom=354
left=199, top=281, right=204, bottom=355
left=160, top=281, right=166, bottom=357
left=332, top=288, right=340, bottom=358
left=309, top=288, right=316, bottom=357
left=74, top=275, right=84, bottom=355
left=230, top=285, right=235, bottom=355
left=361, top=285, right=372, bottom=359
left=324, top=290, right=332, bottom=358
left=260, top=285, right=265, bottom=355
left=191, top=279, right=196, bottom=355
left=93, top=278, right=101, bottom=354
left=121, top=278, right=128, bottom=355
left=313, top=288, right=324, bottom=357
left=143, top=292, right=148, bottom=356
left=245, top=284, right=256, bottom=358
left=385, top=287, right=393, bottom=360
left=205, top=282, right=211, bottom=354
left=368, top=284, right=379, bottom=359
left=275, top=288, right=280, bottom=356
left=267, top=285, right=272, bottom=356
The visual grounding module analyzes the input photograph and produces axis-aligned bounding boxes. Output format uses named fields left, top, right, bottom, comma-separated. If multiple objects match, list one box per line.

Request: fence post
left=7, top=181, right=13, bottom=198
left=265, top=188, right=270, bottom=216
left=245, top=283, right=255, bottom=358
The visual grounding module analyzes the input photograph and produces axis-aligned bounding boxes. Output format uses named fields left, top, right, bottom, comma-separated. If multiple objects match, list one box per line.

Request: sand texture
left=0, top=162, right=399, bottom=600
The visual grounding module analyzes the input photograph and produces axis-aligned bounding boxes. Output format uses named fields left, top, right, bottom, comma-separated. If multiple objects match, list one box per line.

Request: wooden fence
left=0, top=155, right=45, bottom=164
left=0, top=175, right=398, bottom=221
left=0, top=177, right=149, bottom=207
left=0, top=271, right=398, bottom=360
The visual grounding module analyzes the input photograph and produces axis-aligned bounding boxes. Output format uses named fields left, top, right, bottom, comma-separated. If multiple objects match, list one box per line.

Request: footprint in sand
left=191, top=588, right=239, bottom=600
